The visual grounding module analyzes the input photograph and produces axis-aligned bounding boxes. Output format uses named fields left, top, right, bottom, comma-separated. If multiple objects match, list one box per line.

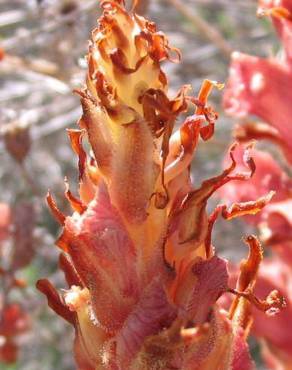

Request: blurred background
left=0, top=0, right=280, bottom=369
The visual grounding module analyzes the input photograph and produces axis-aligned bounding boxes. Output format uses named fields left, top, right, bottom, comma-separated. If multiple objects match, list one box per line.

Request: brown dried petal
left=3, top=122, right=31, bottom=163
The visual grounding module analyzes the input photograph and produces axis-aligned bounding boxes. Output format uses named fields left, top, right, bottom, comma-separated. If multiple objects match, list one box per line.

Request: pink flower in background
left=224, top=0, right=292, bottom=164
left=225, top=257, right=292, bottom=370
left=223, top=52, right=292, bottom=164
left=258, top=0, right=292, bottom=66
left=252, top=257, right=292, bottom=369
left=0, top=303, right=30, bottom=364
left=0, top=203, right=34, bottom=364
left=0, top=203, right=11, bottom=243
left=223, top=1, right=292, bottom=368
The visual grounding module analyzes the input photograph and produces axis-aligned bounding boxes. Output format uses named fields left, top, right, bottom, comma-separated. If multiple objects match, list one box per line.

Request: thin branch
left=166, top=0, right=233, bottom=59
left=18, top=161, right=42, bottom=197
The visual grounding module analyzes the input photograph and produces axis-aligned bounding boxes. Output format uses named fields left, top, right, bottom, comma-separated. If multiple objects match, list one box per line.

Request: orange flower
left=38, top=1, right=284, bottom=369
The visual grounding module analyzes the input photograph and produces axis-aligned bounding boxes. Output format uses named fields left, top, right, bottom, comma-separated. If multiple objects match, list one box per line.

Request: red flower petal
left=224, top=52, right=292, bottom=163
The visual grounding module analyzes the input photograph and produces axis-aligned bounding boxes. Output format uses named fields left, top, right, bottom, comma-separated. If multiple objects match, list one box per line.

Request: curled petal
left=67, top=129, right=87, bottom=181
left=235, top=235, right=263, bottom=294
left=163, top=80, right=222, bottom=190
left=67, top=128, right=96, bottom=204
left=194, top=79, right=223, bottom=141
left=46, top=191, right=66, bottom=225
left=229, top=236, right=264, bottom=334
left=229, top=288, right=286, bottom=316
left=219, top=145, right=292, bottom=227
left=64, top=179, right=87, bottom=215
left=59, top=253, right=84, bottom=288
left=166, top=143, right=255, bottom=266
left=36, top=279, right=75, bottom=324
left=206, top=192, right=274, bottom=257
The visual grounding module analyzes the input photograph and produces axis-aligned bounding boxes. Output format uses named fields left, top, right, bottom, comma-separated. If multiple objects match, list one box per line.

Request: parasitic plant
left=37, top=1, right=285, bottom=369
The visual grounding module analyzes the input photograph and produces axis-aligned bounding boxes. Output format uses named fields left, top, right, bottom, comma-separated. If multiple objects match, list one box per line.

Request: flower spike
left=37, top=2, right=283, bottom=369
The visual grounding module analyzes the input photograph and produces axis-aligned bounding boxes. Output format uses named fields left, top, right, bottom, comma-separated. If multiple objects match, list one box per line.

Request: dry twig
left=166, top=0, right=233, bottom=59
